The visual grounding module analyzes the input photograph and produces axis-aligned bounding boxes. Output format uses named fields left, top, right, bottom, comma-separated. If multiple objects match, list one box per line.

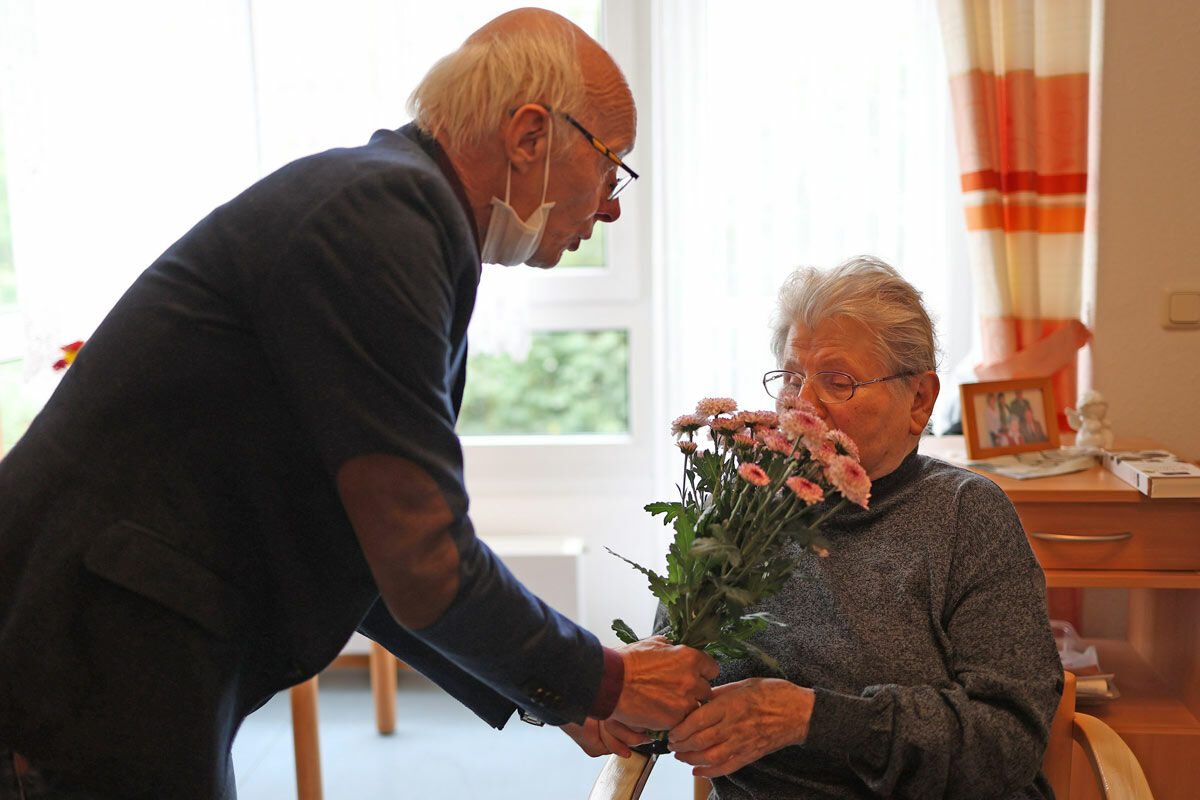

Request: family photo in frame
left=960, top=377, right=1060, bottom=459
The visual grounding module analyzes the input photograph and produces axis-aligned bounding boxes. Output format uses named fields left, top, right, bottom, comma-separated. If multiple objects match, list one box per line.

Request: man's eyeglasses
left=553, top=109, right=639, bottom=200
left=762, top=369, right=915, bottom=404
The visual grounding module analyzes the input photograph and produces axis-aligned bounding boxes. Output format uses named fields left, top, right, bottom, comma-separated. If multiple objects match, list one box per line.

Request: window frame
left=461, top=0, right=657, bottom=494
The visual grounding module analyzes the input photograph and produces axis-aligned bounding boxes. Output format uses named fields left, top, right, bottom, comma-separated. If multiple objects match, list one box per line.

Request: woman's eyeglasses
left=762, top=369, right=914, bottom=404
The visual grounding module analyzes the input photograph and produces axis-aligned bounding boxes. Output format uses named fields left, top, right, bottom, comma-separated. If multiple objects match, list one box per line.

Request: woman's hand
left=561, top=718, right=651, bottom=758
left=667, top=678, right=814, bottom=778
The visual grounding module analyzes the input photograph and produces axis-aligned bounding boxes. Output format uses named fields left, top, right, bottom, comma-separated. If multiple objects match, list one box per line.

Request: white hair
left=770, top=255, right=940, bottom=391
left=407, top=15, right=586, bottom=151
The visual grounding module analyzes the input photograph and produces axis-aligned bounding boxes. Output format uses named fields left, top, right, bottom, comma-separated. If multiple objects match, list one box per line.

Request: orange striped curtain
left=938, top=0, right=1093, bottom=429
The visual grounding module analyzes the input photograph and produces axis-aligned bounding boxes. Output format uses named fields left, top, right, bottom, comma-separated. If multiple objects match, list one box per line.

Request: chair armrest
left=1072, top=712, right=1155, bottom=799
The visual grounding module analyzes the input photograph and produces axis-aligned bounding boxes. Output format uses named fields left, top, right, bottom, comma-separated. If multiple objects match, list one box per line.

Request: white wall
left=1079, top=0, right=1200, bottom=639
left=1086, top=0, right=1200, bottom=459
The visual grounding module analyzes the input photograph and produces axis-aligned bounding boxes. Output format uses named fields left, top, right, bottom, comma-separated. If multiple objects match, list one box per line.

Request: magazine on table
left=935, top=445, right=1097, bottom=480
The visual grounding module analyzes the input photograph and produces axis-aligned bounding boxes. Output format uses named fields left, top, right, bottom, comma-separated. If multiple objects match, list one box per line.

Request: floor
left=231, top=667, right=698, bottom=800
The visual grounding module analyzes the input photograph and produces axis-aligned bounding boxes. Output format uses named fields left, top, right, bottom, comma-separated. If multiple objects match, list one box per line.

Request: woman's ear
left=909, top=371, right=941, bottom=435
left=502, top=104, right=552, bottom=174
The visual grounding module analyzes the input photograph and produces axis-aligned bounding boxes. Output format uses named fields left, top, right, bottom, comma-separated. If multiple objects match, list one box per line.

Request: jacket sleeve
left=357, top=598, right=517, bottom=729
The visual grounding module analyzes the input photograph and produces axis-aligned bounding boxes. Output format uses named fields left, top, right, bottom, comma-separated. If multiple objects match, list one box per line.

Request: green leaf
left=644, top=501, right=687, bottom=526
left=706, top=521, right=732, bottom=544
left=611, top=618, right=640, bottom=644
left=693, top=451, right=724, bottom=493
left=719, top=583, right=757, bottom=607
left=673, top=512, right=697, bottom=548
left=665, top=512, right=699, bottom=587
left=690, top=538, right=741, bottom=567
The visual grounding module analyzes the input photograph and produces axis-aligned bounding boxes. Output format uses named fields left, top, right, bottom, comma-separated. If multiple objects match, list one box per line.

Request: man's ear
left=909, top=371, right=940, bottom=436
left=502, top=104, right=553, bottom=174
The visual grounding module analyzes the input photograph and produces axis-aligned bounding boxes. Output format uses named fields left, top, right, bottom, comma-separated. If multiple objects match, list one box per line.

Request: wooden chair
left=1043, top=671, right=1155, bottom=800
left=288, top=641, right=403, bottom=800
left=588, top=671, right=1154, bottom=800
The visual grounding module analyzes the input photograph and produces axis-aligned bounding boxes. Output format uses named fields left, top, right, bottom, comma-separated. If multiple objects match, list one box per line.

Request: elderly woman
left=655, top=256, right=1062, bottom=798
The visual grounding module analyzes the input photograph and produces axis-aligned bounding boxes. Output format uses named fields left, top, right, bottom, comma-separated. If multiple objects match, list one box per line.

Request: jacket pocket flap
left=84, top=520, right=242, bottom=639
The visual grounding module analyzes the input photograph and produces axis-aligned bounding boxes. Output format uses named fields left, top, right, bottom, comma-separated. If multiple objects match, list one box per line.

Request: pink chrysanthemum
left=827, top=455, right=871, bottom=508
left=806, top=438, right=837, bottom=465
left=737, top=462, right=771, bottom=486
left=677, top=440, right=698, bottom=455
left=732, top=433, right=757, bottom=451
left=825, top=429, right=860, bottom=461
left=760, top=431, right=795, bottom=456
left=696, top=397, right=738, bottom=417
left=780, top=409, right=827, bottom=441
left=670, top=413, right=707, bottom=438
left=736, top=410, right=780, bottom=431
left=709, top=417, right=744, bottom=437
left=777, top=395, right=820, bottom=414
left=785, top=476, right=824, bottom=505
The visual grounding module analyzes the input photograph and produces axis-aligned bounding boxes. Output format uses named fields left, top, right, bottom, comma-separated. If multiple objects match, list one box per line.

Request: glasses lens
left=608, top=171, right=634, bottom=201
left=813, top=372, right=855, bottom=403
left=763, top=371, right=799, bottom=399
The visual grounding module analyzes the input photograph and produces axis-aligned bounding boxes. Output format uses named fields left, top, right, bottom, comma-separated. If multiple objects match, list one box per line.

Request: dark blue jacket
left=0, top=124, right=603, bottom=799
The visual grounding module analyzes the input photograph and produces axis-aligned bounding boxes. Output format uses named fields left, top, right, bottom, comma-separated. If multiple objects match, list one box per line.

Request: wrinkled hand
left=561, top=718, right=651, bottom=758
left=609, top=636, right=719, bottom=731
left=668, top=678, right=814, bottom=778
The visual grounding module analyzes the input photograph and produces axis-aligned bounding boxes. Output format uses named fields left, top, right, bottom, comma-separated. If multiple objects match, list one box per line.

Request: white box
left=1101, top=449, right=1200, bottom=498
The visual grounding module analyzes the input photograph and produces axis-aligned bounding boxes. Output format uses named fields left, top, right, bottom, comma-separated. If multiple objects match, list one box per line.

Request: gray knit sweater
left=657, top=448, right=1062, bottom=800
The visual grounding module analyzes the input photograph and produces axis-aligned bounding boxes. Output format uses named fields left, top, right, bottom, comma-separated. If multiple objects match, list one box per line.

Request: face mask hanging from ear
left=480, top=118, right=556, bottom=266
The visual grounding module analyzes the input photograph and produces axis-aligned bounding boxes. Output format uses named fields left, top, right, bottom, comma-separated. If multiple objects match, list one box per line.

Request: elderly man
left=0, top=9, right=716, bottom=799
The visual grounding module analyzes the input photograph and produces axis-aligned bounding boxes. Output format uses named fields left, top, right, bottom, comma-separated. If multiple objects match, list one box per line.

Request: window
left=458, top=329, right=629, bottom=436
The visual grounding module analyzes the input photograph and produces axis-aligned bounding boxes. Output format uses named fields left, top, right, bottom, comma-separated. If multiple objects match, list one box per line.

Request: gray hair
left=407, top=14, right=586, bottom=151
left=770, top=255, right=940, bottom=389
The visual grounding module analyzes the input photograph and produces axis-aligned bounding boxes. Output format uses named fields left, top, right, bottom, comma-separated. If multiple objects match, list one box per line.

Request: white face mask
left=479, top=123, right=556, bottom=266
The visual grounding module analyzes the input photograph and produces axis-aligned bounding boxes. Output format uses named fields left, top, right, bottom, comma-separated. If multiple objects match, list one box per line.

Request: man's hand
left=666, top=678, right=813, bottom=778
left=608, top=636, right=719, bottom=731
left=561, top=719, right=651, bottom=758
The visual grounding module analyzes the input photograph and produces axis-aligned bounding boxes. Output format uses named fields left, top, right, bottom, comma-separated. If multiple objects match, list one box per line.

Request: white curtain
left=653, top=0, right=972, bottom=424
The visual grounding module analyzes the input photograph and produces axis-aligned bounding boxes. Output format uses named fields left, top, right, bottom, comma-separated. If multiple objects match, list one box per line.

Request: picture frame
left=960, top=377, right=1061, bottom=459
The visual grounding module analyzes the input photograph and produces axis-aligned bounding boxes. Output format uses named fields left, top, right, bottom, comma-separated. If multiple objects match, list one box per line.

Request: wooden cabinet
left=920, top=436, right=1200, bottom=800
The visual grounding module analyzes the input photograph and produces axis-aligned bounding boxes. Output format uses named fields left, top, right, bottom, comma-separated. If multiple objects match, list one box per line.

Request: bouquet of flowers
left=610, top=396, right=870, bottom=671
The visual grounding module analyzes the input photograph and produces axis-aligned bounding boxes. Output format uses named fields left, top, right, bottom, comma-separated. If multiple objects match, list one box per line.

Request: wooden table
left=920, top=436, right=1200, bottom=800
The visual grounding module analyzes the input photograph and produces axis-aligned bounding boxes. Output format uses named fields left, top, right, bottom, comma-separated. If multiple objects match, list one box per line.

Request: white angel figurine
left=1066, top=390, right=1114, bottom=449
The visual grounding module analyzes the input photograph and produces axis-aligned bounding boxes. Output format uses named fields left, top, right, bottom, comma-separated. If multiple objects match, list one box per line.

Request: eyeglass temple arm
left=855, top=372, right=916, bottom=388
